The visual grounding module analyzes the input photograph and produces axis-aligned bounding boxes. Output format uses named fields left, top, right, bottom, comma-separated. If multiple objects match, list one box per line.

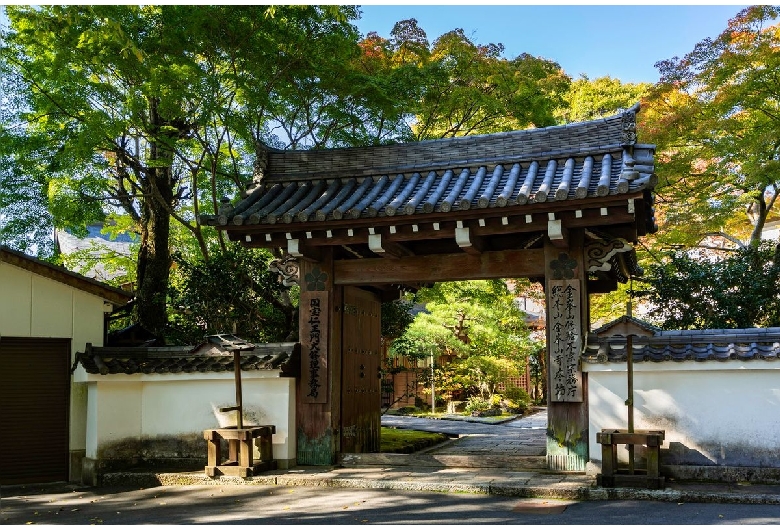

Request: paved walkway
left=80, top=408, right=780, bottom=504
left=381, top=408, right=547, bottom=459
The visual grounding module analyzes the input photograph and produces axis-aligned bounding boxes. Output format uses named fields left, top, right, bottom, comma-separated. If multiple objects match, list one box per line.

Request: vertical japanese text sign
left=300, top=265, right=330, bottom=404
left=549, top=279, right=583, bottom=402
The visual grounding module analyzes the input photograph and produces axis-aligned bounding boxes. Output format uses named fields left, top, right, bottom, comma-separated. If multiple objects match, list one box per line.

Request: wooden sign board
left=300, top=291, right=329, bottom=404
left=549, top=279, right=583, bottom=402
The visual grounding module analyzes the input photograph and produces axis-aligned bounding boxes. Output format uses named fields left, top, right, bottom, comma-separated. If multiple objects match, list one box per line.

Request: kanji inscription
left=300, top=291, right=329, bottom=404
left=549, top=279, right=583, bottom=402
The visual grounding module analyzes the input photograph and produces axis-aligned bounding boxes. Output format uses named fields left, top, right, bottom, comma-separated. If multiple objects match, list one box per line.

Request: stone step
left=338, top=452, right=549, bottom=470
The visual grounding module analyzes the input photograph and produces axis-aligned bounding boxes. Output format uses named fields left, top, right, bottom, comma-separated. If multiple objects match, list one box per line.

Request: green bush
left=501, top=386, right=530, bottom=414
left=464, top=396, right=491, bottom=413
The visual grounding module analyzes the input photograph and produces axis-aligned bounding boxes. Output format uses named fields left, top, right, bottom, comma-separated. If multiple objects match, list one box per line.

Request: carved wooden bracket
left=585, top=236, right=632, bottom=273
left=269, top=254, right=299, bottom=287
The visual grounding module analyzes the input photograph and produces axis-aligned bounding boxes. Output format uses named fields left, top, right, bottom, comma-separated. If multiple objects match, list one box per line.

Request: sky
left=353, top=3, right=750, bottom=84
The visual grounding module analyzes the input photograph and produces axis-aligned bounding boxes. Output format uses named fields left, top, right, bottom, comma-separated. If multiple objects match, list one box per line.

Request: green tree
left=0, top=5, right=365, bottom=336
left=390, top=280, right=539, bottom=404
left=555, top=75, right=650, bottom=124
left=643, top=242, right=780, bottom=329
left=414, top=28, right=570, bottom=139
left=167, top=245, right=298, bottom=344
left=355, top=19, right=571, bottom=141
left=642, top=6, right=780, bottom=249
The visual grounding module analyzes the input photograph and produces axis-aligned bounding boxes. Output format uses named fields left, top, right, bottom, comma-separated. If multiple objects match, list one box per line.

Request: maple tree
left=642, top=6, right=780, bottom=249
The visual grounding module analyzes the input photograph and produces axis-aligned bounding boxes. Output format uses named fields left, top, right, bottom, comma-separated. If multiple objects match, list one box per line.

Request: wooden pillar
left=544, top=229, right=589, bottom=471
left=296, top=248, right=343, bottom=465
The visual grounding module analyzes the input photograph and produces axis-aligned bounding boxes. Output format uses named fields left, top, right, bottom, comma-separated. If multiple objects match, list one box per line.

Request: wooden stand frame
left=204, top=426, right=277, bottom=478
left=596, top=429, right=665, bottom=489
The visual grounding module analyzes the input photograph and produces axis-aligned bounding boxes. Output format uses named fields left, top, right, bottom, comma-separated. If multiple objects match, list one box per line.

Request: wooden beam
left=333, top=248, right=545, bottom=285
left=588, top=278, right=618, bottom=294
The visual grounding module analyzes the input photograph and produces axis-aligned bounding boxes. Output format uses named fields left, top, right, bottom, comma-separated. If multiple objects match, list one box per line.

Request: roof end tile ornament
left=253, top=140, right=271, bottom=185
left=621, top=103, right=640, bottom=147
left=619, top=104, right=641, bottom=187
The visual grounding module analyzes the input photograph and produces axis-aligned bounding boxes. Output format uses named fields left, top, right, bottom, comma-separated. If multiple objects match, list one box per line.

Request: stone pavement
left=88, top=408, right=780, bottom=505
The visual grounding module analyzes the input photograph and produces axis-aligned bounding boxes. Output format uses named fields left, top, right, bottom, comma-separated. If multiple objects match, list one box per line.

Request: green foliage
left=380, top=298, right=415, bottom=340
left=464, top=396, right=492, bottom=414
left=644, top=242, right=780, bottom=329
left=390, top=280, right=540, bottom=402
left=0, top=5, right=377, bottom=332
left=643, top=6, right=780, bottom=248
left=501, top=386, right=530, bottom=413
left=555, top=75, right=650, bottom=123
left=461, top=354, right=520, bottom=401
left=589, top=282, right=634, bottom=328
left=415, top=29, right=571, bottom=139
left=167, top=245, right=297, bottom=345
left=356, top=19, right=571, bottom=142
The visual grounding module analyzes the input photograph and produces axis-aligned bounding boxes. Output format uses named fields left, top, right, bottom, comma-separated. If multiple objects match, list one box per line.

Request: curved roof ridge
left=262, top=105, right=641, bottom=182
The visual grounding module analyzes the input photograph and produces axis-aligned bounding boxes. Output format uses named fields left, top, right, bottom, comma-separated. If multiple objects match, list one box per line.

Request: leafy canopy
left=643, top=243, right=780, bottom=330
left=390, top=280, right=539, bottom=401
left=642, top=6, right=780, bottom=248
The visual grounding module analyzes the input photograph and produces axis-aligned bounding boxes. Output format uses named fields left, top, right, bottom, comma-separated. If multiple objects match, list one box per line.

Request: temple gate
left=204, top=103, right=657, bottom=470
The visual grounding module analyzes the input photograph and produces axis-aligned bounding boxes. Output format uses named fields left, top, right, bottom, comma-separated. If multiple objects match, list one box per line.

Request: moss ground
left=380, top=427, right=449, bottom=454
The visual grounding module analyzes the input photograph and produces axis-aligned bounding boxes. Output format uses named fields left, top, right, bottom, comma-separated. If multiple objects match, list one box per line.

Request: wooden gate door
left=340, top=287, right=381, bottom=453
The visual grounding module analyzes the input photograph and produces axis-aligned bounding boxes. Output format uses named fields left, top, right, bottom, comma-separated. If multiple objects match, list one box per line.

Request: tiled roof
left=592, top=315, right=663, bottom=336
left=201, top=105, right=656, bottom=230
left=76, top=340, right=298, bottom=375
left=584, top=327, right=780, bottom=363
left=55, top=224, right=135, bottom=283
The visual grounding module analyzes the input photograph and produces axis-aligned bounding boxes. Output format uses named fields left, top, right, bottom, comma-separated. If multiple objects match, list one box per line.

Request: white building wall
left=585, top=361, right=780, bottom=469
left=0, top=260, right=110, bottom=482
left=0, top=262, right=34, bottom=336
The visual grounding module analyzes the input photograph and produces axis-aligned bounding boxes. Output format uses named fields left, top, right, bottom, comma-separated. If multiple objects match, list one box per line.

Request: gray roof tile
left=77, top=340, right=298, bottom=375
left=584, top=325, right=780, bottom=363
left=201, top=105, right=656, bottom=229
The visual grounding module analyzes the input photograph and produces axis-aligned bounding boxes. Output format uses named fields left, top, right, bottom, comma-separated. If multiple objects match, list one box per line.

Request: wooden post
left=627, top=333, right=635, bottom=473
left=626, top=298, right=635, bottom=473
left=296, top=248, right=342, bottom=465
left=544, top=230, right=589, bottom=471
left=234, top=351, right=243, bottom=429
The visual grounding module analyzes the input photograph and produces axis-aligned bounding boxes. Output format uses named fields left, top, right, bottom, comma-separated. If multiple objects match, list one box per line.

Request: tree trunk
left=132, top=98, right=175, bottom=339
left=750, top=191, right=768, bottom=247
left=134, top=189, right=171, bottom=338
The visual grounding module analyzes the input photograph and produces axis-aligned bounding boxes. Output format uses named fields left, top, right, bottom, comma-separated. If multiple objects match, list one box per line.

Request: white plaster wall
left=585, top=362, right=780, bottom=468
left=93, top=381, right=144, bottom=450
left=0, top=262, right=34, bottom=336
left=30, top=274, right=75, bottom=338
left=70, top=290, right=108, bottom=452
left=89, top=372, right=296, bottom=463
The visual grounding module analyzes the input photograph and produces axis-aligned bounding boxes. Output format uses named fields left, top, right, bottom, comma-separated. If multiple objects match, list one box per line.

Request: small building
left=0, top=245, right=132, bottom=485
